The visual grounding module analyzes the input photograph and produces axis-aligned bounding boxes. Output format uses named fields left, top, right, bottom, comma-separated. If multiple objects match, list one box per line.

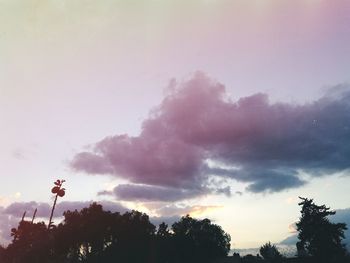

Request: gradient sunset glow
left=1, top=0, right=350, bottom=252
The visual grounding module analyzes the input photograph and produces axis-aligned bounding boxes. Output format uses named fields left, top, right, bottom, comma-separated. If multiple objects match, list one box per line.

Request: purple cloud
left=71, top=73, right=350, bottom=199
left=4, top=201, right=50, bottom=218
left=112, top=184, right=206, bottom=202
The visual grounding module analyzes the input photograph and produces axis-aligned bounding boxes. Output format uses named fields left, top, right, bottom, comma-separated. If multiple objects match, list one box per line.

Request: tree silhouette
left=259, top=242, right=283, bottom=263
left=110, top=209, right=156, bottom=262
left=53, top=203, right=157, bottom=263
left=53, top=202, right=117, bottom=262
left=0, top=244, right=7, bottom=262
left=6, top=221, right=51, bottom=263
left=171, top=215, right=231, bottom=263
left=154, top=222, right=172, bottom=263
left=296, top=197, right=348, bottom=263
left=1, top=202, right=234, bottom=263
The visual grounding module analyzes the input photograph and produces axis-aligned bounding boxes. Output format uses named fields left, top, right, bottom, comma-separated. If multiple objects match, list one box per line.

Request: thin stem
left=48, top=194, right=58, bottom=230
left=31, top=208, right=37, bottom=224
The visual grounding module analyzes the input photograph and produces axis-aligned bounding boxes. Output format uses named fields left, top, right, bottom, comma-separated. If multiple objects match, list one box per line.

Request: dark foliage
left=1, top=203, right=231, bottom=263
left=0, top=244, right=6, bottom=262
left=241, top=254, right=263, bottom=263
left=172, top=215, right=231, bottom=263
left=296, top=197, right=348, bottom=263
left=259, top=242, right=283, bottom=263
left=1, top=198, right=349, bottom=263
left=6, top=221, right=52, bottom=262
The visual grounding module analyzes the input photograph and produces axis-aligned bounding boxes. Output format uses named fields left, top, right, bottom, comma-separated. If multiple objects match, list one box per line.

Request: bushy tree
left=259, top=242, right=283, bottom=263
left=108, top=209, right=156, bottom=262
left=172, top=215, right=231, bottom=263
left=154, top=222, right=172, bottom=262
left=55, top=203, right=156, bottom=263
left=53, top=203, right=117, bottom=262
left=5, top=221, right=51, bottom=263
left=1, top=204, right=232, bottom=263
left=296, top=197, right=348, bottom=263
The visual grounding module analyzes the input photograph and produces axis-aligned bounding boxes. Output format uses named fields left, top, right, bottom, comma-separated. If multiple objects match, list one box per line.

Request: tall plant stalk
left=48, top=179, right=66, bottom=230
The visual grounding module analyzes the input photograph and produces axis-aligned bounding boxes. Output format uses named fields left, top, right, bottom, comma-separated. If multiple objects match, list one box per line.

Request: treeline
left=0, top=198, right=349, bottom=263
left=0, top=203, right=230, bottom=263
left=226, top=197, right=350, bottom=263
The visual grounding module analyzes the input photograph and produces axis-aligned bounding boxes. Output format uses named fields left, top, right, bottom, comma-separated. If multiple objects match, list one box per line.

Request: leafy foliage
left=259, top=242, right=283, bottom=263
left=6, top=221, right=52, bottom=262
left=296, top=197, right=348, bottom=263
left=172, top=215, right=231, bottom=262
left=1, top=203, right=231, bottom=263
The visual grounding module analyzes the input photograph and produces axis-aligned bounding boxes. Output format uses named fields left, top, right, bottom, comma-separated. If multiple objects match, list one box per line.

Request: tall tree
left=296, top=197, right=348, bottom=263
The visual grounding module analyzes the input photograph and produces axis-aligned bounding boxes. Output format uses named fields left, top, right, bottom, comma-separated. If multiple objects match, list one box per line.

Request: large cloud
left=71, top=73, right=350, bottom=200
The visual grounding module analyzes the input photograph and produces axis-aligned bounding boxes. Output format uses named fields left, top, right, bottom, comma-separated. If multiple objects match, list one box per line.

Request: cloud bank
left=71, top=73, right=350, bottom=201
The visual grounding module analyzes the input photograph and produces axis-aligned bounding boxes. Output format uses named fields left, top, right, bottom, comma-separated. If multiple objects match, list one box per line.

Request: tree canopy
left=296, top=197, right=348, bottom=263
left=259, top=242, right=283, bottom=263
left=172, top=215, right=231, bottom=262
left=0, top=203, right=231, bottom=263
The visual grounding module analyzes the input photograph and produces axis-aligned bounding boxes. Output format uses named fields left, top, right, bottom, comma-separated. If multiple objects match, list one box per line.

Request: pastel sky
left=1, top=0, right=350, bottom=250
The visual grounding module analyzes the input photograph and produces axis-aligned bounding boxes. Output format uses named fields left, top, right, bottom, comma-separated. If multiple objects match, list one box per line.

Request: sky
left=1, top=0, right=350, bottom=250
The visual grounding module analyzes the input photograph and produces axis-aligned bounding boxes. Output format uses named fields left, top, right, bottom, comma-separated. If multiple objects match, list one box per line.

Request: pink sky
left=1, top=0, right=350, bottom=249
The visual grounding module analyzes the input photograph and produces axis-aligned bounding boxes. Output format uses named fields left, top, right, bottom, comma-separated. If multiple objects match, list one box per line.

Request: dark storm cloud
left=71, top=73, right=350, bottom=200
